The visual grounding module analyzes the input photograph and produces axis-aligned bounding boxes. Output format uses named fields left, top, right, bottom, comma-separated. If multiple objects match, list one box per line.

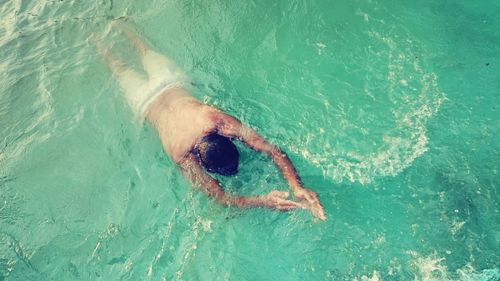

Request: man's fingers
left=269, top=190, right=289, bottom=198
left=275, top=205, right=296, bottom=211
left=276, top=202, right=300, bottom=210
left=274, top=199, right=303, bottom=210
left=297, top=196, right=327, bottom=221
left=297, top=197, right=318, bottom=206
left=310, top=203, right=327, bottom=221
left=266, top=190, right=325, bottom=218
left=295, top=190, right=318, bottom=203
left=270, top=188, right=326, bottom=220
left=276, top=198, right=301, bottom=207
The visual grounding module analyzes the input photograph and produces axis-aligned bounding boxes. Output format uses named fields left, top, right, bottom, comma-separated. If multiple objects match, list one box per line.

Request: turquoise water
left=1, top=0, right=499, bottom=280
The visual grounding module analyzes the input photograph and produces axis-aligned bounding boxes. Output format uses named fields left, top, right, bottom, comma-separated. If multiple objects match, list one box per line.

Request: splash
left=407, top=251, right=500, bottom=281
left=355, top=271, right=381, bottom=281
left=289, top=27, right=446, bottom=185
left=457, top=264, right=500, bottom=281
left=407, top=251, right=449, bottom=281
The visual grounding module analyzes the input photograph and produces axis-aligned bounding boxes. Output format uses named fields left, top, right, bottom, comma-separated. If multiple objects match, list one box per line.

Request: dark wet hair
left=196, top=133, right=239, bottom=176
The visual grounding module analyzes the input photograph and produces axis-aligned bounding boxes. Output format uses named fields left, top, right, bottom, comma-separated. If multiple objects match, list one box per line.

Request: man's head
left=196, top=133, right=239, bottom=176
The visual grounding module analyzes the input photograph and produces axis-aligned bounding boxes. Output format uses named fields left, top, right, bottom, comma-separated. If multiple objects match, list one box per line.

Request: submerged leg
left=96, top=42, right=128, bottom=78
left=112, top=22, right=186, bottom=80
left=95, top=39, right=149, bottom=116
left=95, top=41, right=146, bottom=92
left=113, top=21, right=150, bottom=57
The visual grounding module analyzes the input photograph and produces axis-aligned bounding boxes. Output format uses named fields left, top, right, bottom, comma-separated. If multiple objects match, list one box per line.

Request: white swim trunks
left=114, top=50, right=190, bottom=118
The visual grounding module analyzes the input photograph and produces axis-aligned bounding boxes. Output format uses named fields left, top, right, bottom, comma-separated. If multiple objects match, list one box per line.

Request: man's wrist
left=291, top=183, right=304, bottom=193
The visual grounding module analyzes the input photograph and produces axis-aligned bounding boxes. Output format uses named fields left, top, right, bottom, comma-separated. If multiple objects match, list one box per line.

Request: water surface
left=0, top=0, right=499, bottom=280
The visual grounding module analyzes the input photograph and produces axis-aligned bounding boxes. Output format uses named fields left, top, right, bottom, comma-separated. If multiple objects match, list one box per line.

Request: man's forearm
left=215, top=193, right=264, bottom=208
left=270, top=149, right=303, bottom=192
left=216, top=191, right=302, bottom=211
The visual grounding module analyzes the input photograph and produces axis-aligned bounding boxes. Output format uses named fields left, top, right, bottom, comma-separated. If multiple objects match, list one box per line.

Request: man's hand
left=259, top=191, right=303, bottom=211
left=294, top=188, right=326, bottom=221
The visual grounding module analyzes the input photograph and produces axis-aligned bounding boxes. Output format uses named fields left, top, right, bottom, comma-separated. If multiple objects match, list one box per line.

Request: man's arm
left=178, top=153, right=303, bottom=211
left=212, top=111, right=326, bottom=220
left=213, top=112, right=301, bottom=189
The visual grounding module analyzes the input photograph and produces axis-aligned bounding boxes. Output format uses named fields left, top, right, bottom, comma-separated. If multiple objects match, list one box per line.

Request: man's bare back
left=146, top=88, right=217, bottom=163
left=95, top=23, right=326, bottom=220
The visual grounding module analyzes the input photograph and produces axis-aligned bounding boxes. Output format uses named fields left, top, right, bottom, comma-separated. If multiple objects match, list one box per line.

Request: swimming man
left=95, top=24, right=325, bottom=220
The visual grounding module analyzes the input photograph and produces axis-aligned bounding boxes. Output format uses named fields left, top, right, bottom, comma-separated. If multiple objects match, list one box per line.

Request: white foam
left=407, top=251, right=452, bottom=281
left=289, top=28, right=446, bottom=185
left=355, top=271, right=381, bottom=281
left=457, top=264, right=500, bottom=281
left=450, top=220, right=466, bottom=236
left=355, top=9, right=370, bottom=22
left=347, top=253, right=499, bottom=281
left=316, top=42, right=327, bottom=55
